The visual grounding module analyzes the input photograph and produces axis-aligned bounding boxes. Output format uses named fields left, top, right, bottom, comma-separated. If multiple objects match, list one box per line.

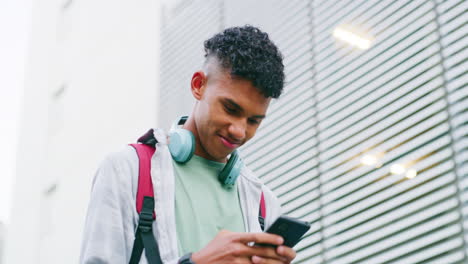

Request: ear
left=191, top=71, right=207, bottom=100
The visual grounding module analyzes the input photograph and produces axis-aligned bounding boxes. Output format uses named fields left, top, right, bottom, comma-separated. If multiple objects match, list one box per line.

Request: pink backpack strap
left=129, top=132, right=162, bottom=264
left=260, top=192, right=266, bottom=219
left=129, top=143, right=156, bottom=219
left=259, top=191, right=266, bottom=230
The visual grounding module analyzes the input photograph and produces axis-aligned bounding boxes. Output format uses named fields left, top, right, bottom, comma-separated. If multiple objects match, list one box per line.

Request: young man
left=80, top=26, right=296, bottom=264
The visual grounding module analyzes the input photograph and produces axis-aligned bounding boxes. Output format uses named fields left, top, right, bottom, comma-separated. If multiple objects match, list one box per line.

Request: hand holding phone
left=256, top=215, right=310, bottom=248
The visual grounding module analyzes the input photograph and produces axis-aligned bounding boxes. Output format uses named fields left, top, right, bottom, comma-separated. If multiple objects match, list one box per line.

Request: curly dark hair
left=204, top=25, right=285, bottom=98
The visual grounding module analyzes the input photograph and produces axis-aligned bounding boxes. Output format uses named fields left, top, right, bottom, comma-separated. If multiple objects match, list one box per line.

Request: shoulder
left=98, top=145, right=139, bottom=176
left=92, top=145, right=140, bottom=192
left=239, top=165, right=281, bottom=207
left=239, top=165, right=273, bottom=193
left=239, top=165, right=261, bottom=184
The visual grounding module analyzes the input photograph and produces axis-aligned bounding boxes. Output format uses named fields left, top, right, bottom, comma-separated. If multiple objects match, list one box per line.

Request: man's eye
left=248, top=118, right=260, bottom=125
left=225, top=106, right=237, bottom=113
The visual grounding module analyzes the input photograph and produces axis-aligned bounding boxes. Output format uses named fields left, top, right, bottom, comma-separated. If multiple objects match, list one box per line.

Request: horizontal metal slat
left=255, top=138, right=318, bottom=180
left=423, top=249, right=465, bottom=264
left=324, top=179, right=456, bottom=247
left=313, top=0, right=368, bottom=36
left=241, top=88, right=316, bottom=157
left=436, top=0, right=462, bottom=12
left=324, top=198, right=459, bottom=258
left=323, top=164, right=456, bottom=235
left=328, top=121, right=449, bottom=175
left=445, top=46, right=468, bottom=70
left=271, top=162, right=320, bottom=194
left=318, top=57, right=443, bottom=137
left=355, top=224, right=462, bottom=264
left=322, top=139, right=452, bottom=224
left=248, top=115, right=316, bottom=165
left=317, top=18, right=437, bottom=106
left=439, top=19, right=468, bottom=47
left=319, top=82, right=445, bottom=166
left=266, top=0, right=310, bottom=40
left=437, top=0, right=467, bottom=25
left=446, top=59, right=467, bottom=80
left=315, top=2, right=434, bottom=99
left=321, top=108, right=448, bottom=192
left=244, top=104, right=317, bottom=166
left=314, top=0, right=418, bottom=63
left=322, top=136, right=453, bottom=214
left=314, top=0, right=400, bottom=49
left=284, top=50, right=314, bottom=79
left=320, top=97, right=447, bottom=175
left=327, top=211, right=461, bottom=264
left=162, top=4, right=218, bottom=55
left=282, top=190, right=322, bottom=219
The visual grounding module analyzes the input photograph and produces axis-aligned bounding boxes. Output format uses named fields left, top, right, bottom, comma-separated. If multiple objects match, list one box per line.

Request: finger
left=218, top=229, right=233, bottom=236
left=248, top=245, right=285, bottom=260
left=236, top=256, right=254, bottom=264
left=235, top=232, right=284, bottom=245
left=251, top=255, right=285, bottom=264
left=276, top=246, right=296, bottom=261
left=227, top=242, right=270, bottom=260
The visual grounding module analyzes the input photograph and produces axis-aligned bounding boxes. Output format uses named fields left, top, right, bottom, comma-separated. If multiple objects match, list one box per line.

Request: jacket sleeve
left=80, top=149, right=138, bottom=264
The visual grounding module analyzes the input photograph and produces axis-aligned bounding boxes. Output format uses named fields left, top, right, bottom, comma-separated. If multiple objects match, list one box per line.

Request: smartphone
left=256, top=215, right=310, bottom=248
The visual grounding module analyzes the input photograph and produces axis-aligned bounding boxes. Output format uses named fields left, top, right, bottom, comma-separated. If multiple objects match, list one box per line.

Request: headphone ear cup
left=168, top=129, right=195, bottom=163
left=219, top=150, right=243, bottom=187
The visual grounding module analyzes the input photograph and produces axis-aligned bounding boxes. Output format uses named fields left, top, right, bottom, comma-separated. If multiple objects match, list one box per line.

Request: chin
left=214, top=151, right=232, bottom=162
left=214, top=152, right=229, bottom=161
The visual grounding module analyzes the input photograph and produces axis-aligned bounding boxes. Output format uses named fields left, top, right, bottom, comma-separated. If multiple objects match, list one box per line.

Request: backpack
left=128, top=130, right=266, bottom=264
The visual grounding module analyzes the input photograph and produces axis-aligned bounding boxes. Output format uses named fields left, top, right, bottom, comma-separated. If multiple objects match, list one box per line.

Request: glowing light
left=390, top=164, right=405, bottom=175
left=361, top=154, right=378, bottom=166
left=406, top=169, right=417, bottom=179
left=333, top=25, right=374, bottom=50
left=361, top=152, right=385, bottom=168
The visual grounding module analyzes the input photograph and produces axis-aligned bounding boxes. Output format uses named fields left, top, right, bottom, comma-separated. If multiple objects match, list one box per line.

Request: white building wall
left=0, top=222, right=4, bottom=264
left=4, top=0, right=161, bottom=263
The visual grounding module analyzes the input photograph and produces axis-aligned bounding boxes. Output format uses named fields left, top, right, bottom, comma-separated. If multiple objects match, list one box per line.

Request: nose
left=228, top=119, right=246, bottom=142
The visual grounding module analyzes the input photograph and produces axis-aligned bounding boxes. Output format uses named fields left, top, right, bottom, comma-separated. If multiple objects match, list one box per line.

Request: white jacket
left=80, top=128, right=282, bottom=264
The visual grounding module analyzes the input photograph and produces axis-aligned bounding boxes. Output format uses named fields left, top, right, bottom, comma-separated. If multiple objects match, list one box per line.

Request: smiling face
left=184, top=61, right=271, bottom=162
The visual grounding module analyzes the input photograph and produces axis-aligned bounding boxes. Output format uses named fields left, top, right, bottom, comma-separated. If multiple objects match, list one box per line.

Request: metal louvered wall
left=438, top=0, right=468, bottom=261
left=159, top=0, right=468, bottom=263
left=159, top=0, right=222, bottom=128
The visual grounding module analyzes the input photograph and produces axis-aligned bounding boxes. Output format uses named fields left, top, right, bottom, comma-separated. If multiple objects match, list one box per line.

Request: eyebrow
left=223, top=98, right=266, bottom=119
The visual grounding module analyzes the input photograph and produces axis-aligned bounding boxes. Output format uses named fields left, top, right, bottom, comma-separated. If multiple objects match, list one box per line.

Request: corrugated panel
left=436, top=0, right=468, bottom=260
left=224, top=0, right=322, bottom=263
left=159, top=0, right=222, bottom=129
left=313, top=0, right=465, bottom=263
left=159, top=0, right=468, bottom=263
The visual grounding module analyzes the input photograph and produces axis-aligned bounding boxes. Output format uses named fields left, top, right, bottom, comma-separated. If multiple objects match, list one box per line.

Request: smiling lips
left=219, top=135, right=241, bottom=149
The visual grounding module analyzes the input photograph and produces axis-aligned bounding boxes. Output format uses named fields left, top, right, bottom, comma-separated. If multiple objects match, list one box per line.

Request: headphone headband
left=170, top=116, right=188, bottom=131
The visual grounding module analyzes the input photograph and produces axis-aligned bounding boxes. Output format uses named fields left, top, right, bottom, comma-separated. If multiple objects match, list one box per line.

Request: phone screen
left=256, top=215, right=310, bottom=248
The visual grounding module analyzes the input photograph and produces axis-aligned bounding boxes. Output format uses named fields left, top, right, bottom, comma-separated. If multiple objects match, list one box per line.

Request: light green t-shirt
left=173, top=155, right=245, bottom=256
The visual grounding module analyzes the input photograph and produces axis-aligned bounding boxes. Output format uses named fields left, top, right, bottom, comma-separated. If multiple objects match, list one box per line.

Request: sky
left=0, top=0, right=32, bottom=225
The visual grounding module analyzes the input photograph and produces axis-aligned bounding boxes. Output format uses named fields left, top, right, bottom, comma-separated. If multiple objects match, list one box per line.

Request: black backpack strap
left=129, top=196, right=162, bottom=264
left=258, top=211, right=265, bottom=231
left=137, top=128, right=158, bottom=147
